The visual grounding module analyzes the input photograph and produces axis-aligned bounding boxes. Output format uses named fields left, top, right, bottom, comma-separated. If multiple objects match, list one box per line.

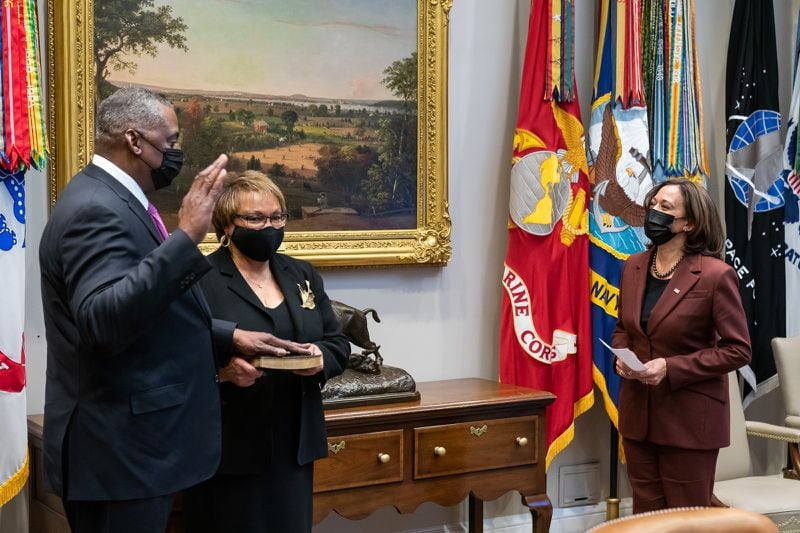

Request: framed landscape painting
left=47, top=0, right=451, bottom=266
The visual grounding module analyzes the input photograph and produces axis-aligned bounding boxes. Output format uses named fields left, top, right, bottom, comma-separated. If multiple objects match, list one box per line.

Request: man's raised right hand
left=177, top=154, right=229, bottom=243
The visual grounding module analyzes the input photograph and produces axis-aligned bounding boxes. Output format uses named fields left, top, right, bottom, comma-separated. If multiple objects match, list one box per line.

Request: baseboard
left=403, top=499, right=634, bottom=533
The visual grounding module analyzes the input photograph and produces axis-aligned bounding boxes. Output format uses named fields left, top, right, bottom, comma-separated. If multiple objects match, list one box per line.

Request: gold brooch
left=297, top=280, right=315, bottom=309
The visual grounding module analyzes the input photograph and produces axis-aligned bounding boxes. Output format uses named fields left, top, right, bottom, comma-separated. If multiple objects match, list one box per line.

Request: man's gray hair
left=95, top=87, right=172, bottom=140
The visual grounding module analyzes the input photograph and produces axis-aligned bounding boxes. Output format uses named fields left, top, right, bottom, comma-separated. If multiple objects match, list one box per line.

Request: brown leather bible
left=251, top=353, right=323, bottom=370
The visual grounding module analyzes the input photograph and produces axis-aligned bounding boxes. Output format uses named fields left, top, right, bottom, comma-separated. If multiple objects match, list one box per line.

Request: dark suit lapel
left=214, top=249, right=269, bottom=314
left=83, top=163, right=162, bottom=244
left=271, top=255, right=304, bottom=335
left=646, top=254, right=701, bottom=335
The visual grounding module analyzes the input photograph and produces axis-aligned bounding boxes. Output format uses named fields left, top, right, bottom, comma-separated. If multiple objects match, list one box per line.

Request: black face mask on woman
left=644, top=209, right=678, bottom=246
left=231, top=226, right=284, bottom=262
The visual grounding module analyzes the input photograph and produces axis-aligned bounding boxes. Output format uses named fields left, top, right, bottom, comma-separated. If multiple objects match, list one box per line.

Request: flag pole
left=605, top=423, right=620, bottom=520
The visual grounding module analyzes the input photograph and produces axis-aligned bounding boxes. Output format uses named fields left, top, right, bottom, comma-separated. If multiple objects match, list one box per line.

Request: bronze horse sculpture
left=330, top=300, right=383, bottom=374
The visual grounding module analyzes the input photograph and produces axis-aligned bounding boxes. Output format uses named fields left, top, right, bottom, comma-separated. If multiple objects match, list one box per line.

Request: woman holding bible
left=183, top=171, right=349, bottom=533
left=612, top=179, right=751, bottom=513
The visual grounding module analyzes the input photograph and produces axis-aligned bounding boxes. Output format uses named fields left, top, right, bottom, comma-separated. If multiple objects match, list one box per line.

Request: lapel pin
left=673, top=288, right=680, bottom=294
left=298, top=280, right=316, bottom=310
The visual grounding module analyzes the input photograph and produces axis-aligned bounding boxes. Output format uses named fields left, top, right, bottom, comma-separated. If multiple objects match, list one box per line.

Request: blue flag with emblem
left=588, top=0, right=655, bottom=431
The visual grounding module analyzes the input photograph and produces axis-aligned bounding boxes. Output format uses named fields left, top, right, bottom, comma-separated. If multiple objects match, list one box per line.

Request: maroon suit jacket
left=612, top=252, right=751, bottom=449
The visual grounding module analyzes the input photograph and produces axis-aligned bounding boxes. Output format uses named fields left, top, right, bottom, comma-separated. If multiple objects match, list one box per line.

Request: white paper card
left=599, top=338, right=646, bottom=372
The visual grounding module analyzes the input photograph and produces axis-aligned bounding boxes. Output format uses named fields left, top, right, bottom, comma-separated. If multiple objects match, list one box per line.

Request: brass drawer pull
left=516, top=436, right=528, bottom=447
left=328, top=440, right=346, bottom=455
left=377, top=453, right=391, bottom=464
left=434, top=446, right=447, bottom=457
left=470, top=424, right=488, bottom=437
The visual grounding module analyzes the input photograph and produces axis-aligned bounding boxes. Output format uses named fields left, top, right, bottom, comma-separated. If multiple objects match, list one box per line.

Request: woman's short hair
left=212, top=170, right=287, bottom=240
left=643, top=178, right=725, bottom=258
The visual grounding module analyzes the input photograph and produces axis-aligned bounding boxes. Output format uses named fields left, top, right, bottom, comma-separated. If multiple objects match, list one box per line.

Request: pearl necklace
left=650, top=251, right=683, bottom=280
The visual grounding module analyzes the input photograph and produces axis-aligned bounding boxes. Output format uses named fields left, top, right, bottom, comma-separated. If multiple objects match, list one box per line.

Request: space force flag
left=724, top=0, right=785, bottom=402
left=499, top=0, right=594, bottom=471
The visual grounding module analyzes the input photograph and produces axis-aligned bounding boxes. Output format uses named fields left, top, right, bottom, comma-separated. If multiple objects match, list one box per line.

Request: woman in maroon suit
left=613, top=179, right=751, bottom=513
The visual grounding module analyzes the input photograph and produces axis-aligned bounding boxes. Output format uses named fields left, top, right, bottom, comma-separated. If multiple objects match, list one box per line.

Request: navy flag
left=588, top=0, right=653, bottom=432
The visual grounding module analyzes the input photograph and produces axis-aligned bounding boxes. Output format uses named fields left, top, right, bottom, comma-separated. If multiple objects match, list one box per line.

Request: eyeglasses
left=235, top=213, right=289, bottom=229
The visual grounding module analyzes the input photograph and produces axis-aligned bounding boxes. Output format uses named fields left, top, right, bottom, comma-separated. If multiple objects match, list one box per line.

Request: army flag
left=725, top=0, right=785, bottom=402
left=0, top=171, right=27, bottom=507
left=499, top=0, right=594, bottom=470
left=0, top=0, right=47, bottom=507
left=588, top=0, right=654, bottom=430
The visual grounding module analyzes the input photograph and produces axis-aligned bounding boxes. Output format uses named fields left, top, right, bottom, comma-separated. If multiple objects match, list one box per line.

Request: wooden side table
left=313, top=378, right=554, bottom=532
left=27, top=378, right=554, bottom=533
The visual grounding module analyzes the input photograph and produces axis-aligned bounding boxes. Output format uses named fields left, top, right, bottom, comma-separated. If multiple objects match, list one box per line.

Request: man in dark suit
left=39, top=87, right=303, bottom=533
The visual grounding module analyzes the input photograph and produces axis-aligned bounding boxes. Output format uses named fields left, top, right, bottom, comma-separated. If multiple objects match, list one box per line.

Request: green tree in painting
left=180, top=99, right=205, bottom=166
left=316, top=145, right=377, bottom=201
left=236, top=109, right=255, bottom=127
left=268, top=162, right=286, bottom=177
left=94, top=0, right=188, bottom=102
left=365, top=52, right=418, bottom=212
left=281, top=110, right=299, bottom=141
left=186, top=118, right=228, bottom=168
left=382, top=52, right=417, bottom=106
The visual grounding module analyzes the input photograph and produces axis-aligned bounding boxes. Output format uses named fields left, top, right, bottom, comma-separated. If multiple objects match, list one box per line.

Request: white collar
left=91, top=154, right=148, bottom=209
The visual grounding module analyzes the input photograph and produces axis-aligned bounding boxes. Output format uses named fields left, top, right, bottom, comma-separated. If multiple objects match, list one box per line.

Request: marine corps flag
left=500, top=0, right=594, bottom=471
left=724, top=0, right=785, bottom=402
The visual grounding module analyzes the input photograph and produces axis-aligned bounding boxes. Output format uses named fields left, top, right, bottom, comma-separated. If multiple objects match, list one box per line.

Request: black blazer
left=200, top=247, right=349, bottom=474
left=39, top=163, right=221, bottom=500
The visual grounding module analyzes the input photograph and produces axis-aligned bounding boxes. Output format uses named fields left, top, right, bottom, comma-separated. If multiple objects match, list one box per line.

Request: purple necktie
left=147, top=202, right=169, bottom=241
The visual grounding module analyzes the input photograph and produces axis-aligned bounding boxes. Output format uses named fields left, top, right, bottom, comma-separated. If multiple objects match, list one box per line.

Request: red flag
left=499, top=0, right=594, bottom=471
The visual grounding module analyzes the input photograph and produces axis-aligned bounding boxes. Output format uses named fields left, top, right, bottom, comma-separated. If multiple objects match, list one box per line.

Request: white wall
left=24, top=1, right=797, bottom=531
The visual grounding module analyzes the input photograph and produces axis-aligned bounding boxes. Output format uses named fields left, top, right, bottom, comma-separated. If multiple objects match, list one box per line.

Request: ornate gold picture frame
left=46, top=0, right=451, bottom=267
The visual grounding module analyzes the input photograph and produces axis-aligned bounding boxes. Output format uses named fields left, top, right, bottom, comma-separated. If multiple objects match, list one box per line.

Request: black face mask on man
left=231, top=226, right=284, bottom=262
left=135, top=131, right=184, bottom=190
left=644, top=208, right=678, bottom=246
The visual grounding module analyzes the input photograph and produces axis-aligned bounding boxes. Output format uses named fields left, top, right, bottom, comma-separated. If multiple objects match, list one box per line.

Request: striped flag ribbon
left=643, top=0, right=707, bottom=183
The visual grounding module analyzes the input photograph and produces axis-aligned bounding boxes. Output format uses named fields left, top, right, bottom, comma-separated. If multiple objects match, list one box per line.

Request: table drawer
left=413, top=416, right=538, bottom=479
left=314, top=429, right=404, bottom=493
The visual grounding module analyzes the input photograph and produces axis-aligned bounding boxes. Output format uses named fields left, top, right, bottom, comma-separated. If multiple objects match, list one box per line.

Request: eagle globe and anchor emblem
left=509, top=111, right=588, bottom=242
left=505, top=115, right=588, bottom=364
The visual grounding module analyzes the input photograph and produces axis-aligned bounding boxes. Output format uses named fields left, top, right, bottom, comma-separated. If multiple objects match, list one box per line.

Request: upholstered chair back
left=772, top=336, right=800, bottom=429
left=587, top=507, right=778, bottom=532
left=715, top=372, right=752, bottom=481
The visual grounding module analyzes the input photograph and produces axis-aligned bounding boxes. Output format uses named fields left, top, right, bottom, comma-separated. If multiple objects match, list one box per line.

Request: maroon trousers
left=623, top=438, right=719, bottom=513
